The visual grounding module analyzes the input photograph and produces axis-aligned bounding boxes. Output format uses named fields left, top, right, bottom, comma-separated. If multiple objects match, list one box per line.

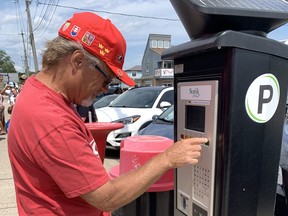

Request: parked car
left=96, top=86, right=122, bottom=101
left=93, top=94, right=119, bottom=109
left=96, top=86, right=174, bottom=148
left=137, top=105, right=174, bottom=140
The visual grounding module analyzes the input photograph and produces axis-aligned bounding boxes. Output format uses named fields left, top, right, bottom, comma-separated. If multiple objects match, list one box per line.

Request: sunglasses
left=94, top=64, right=113, bottom=87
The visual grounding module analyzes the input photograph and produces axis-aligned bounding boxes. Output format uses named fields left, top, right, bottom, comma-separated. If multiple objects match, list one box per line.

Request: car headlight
left=112, top=115, right=141, bottom=125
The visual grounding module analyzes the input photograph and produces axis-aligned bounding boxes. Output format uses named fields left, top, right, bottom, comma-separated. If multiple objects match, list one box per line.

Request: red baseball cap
left=58, top=12, right=135, bottom=86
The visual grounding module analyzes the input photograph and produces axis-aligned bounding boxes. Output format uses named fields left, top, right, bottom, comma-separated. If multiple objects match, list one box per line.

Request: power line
left=0, top=41, right=21, bottom=48
left=33, top=0, right=47, bottom=32
left=39, top=0, right=59, bottom=36
left=36, top=1, right=180, bottom=22
left=0, top=34, right=19, bottom=38
left=34, top=0, right=59, bottom=36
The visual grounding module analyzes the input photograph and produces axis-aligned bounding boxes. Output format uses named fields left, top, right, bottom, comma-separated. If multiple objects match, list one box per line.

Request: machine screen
left=185, top=105, right=205, bottom=132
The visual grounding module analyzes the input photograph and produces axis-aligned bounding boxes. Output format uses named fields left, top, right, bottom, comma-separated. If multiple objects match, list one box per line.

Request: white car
left=96, top=86, right=174, bottom=148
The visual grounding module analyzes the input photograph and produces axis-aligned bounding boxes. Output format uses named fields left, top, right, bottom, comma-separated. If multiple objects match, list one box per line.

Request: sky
left=0, top=0, right=288, bottom=73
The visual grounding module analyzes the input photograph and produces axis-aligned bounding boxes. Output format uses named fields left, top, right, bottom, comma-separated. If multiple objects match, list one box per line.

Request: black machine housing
left=162, top=0, right=288, bottom=215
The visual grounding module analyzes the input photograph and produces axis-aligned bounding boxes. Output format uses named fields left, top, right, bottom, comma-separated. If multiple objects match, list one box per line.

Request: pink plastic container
left=109, top=135, right=174, bottom=192
left=85, top=122, right=124, bottom=163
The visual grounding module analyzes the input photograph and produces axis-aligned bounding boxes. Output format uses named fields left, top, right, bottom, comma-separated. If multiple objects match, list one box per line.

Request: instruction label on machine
left=180, top=85, right=212, bottom=105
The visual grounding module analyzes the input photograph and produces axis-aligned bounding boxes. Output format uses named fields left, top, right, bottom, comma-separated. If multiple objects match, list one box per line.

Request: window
left=158, top=40, right=163, bottom=48
left=146, top=64, right=149, bottom=75
left=158, top=61, right=173, bottom=69
left=162, top=83, right=173, bottom=87
left=157, top=90, right=174, bottom=107
left=110, top=87, right=159, bottom=108
left=144, top=81, right=152, bottom=86
left=151, top=40, right=157, bottom=48
left=164, top=41, right=170, bottom=48
left=163, top=61, right=173, bottom=68
left=132, top=71, right=137, bottom=77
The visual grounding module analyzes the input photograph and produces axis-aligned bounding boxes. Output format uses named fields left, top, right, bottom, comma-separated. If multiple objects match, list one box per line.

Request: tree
left=0, top=50, right=17, bottom=74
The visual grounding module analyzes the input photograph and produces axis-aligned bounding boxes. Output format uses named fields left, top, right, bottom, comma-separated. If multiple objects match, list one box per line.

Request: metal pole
left=25, top=0, right=39, bottom=72
left=20, top=32, right=29, bottom=75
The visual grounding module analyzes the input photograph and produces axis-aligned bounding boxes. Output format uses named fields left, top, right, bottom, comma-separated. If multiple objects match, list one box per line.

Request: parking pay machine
left=162, top=1, right=288, bottom=216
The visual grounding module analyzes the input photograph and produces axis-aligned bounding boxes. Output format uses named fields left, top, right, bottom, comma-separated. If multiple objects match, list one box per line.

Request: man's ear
left=71, top=50, right=85, bottom=71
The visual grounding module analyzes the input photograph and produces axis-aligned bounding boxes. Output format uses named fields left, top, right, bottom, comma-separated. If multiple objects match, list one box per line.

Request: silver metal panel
left=176, top=80, right=218, bottom=216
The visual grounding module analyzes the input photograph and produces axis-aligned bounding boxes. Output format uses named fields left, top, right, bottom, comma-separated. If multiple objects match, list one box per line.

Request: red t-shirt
left=8, top=76, right=110, bottom=215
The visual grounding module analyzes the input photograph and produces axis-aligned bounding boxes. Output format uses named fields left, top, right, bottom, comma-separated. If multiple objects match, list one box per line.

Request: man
left=8, top=12, right=207, bottom=216
left=0, top=90, right=5, bottom=134
left=0, top=75, right=6, bottom=133
left=18, top=74, right=28, bottom=92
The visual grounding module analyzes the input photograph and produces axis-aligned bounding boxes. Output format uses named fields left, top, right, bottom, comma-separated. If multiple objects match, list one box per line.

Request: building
left=124, top=65, right=142, bottom=87
left=110, top=65, right=141, bottom=89
left=0, top=73, right=19, bottom=86
left=139, top=34, right=174, bottom=87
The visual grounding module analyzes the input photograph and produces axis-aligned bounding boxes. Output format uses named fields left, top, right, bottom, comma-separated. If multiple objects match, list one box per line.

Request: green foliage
left=0, top=50, right=17, bottom=73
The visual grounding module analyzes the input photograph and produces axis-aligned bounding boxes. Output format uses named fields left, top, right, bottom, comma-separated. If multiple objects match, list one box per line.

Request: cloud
left=0, top=0, right=184, bottom=71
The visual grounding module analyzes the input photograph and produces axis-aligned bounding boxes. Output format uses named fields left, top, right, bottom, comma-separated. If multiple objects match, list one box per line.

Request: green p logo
left=245, top=73, right=280, bottom=123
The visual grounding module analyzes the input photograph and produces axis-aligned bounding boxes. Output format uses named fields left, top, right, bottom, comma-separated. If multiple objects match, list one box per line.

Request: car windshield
left=96, top=86, right=118, bottom=100
left=109, top=87, right=162, bottom=108
left=93, top=94, right=119, bottom=109
left=156, top=105, right=174, bottom=123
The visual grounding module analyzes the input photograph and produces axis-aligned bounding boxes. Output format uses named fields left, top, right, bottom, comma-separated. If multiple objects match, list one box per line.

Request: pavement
left=0, top=97, right=119, bottom=215
left=0, top=123, right=17, bottom=215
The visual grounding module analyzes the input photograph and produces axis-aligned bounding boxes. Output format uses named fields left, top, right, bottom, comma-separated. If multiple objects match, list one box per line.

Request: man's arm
left=80, top=137, right=206, bottom=212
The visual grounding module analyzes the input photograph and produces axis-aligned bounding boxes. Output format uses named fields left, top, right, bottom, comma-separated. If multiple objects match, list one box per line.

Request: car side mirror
left=152, top=115, right=159, bottom=121
left=159, top=101, right=171, bottom=109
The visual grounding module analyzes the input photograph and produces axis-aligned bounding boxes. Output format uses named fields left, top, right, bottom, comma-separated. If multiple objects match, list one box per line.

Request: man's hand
left=163, top=137, right=207, bottom=168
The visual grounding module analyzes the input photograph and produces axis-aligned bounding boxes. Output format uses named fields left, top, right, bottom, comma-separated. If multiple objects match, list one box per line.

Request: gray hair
left=42, top=36, right=105, bottom=71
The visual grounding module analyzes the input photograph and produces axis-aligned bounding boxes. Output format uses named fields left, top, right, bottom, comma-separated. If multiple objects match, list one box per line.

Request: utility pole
left=20, top=31, right=29, bottom=75
left=25, top=0, right=39, bottom=72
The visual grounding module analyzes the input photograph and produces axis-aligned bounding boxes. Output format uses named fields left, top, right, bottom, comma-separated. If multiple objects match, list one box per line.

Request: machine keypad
left=193, top=164, right=210, bottom=207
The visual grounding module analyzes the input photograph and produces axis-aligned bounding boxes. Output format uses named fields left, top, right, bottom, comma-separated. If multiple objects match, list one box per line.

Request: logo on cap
left=71, top=25, right=81, bottom=37
left=117, top=69, right=123, bottom=78
left=62, top=22, right=70, bottom=31
left=116, top=54, right=123, bottom=64
left=82, top=31, right=95, bottom=46
left=98, top=43, right=110, bottom=56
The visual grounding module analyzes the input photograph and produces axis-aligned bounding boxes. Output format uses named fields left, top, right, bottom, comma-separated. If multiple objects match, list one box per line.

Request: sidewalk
left=0, top=133, right=18, bottom=216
